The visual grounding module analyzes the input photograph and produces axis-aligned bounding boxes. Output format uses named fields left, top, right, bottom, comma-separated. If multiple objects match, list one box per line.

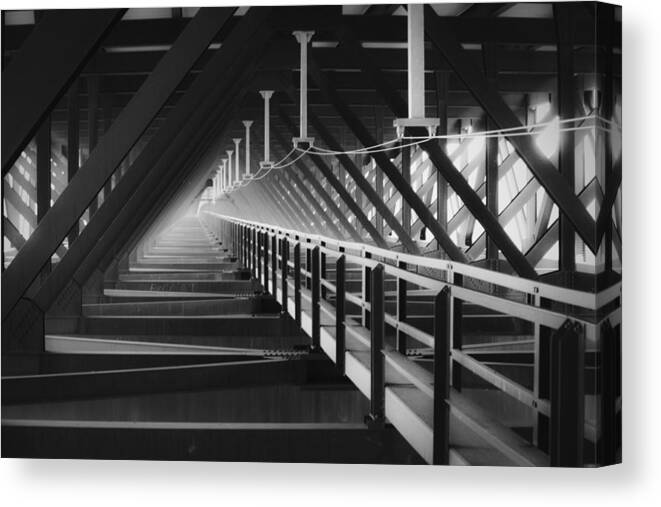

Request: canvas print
left=1, top=2, right=622, bottom=467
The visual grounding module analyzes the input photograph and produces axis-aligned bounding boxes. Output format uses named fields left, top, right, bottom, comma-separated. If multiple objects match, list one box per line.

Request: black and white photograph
left=0, top=0, right=654, bottom=503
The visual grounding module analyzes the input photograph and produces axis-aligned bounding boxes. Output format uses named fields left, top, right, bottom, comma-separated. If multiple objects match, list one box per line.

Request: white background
left=1, top=0, right=658, bottom=505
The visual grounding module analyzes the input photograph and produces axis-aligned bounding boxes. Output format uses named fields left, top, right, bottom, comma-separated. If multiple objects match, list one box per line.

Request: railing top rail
left=204, top=211, right=621, bottom=314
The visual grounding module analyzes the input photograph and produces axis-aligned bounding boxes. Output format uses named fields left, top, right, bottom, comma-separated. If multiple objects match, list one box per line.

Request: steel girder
left=308, top=56, right=465, bottom=262
left=424, top=5, right=597, bottom=254
left=2, top=9, right=125, bottom=175
left=277, top=109, right=388, bottom=248
left=2, top=8, right=241, bottom=318
left=335, top=30, right=537, bottom=279
left=22, top=9, right=271, bottom=314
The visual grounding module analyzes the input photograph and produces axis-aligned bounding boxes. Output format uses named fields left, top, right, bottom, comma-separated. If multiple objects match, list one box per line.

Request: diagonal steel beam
left=309, top=57, right=465, bottom=261
left=270, top=173, right=317, bottom=232
left=33, top=51, right=259, bottom=311
left=424, top=5, right=597, bottom=253
left=2, top=9, right=125, bottom=175
left=595, top=157, right=622, bottom=246
left=2, top=7, right=249, bottom=318
left=98, top=76, right=260, bottom=277
left=278, top=76, right=417, bottom=252
left=525, top=180, right=599, bottom=267
left=335, top=29, right=537, bottom=278
left=281, top=162, right=345, bottom=239
left=254, top=181, right=302, bottom=231
left=277, top=110, right=387, bottom=248
left=3, top=217, right=26, bottom=252
left=270, top=127, right=359, bottom=241
left=276, top=172, right=328, bottom=232
left=95, top=56, right=267, bottom=277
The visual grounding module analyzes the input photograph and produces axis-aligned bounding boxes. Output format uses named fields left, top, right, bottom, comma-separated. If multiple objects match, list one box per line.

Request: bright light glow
left=535, top=116, right=560, bottom=159
left=466, top=136, right=485, bottom=162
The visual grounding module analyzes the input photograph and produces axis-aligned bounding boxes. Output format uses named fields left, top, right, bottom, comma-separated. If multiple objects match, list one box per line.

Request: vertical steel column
left=36, top=116, right=52, bottom=275
left=374, top=105, right=384, bottom=237
left=271, top=233, right=277, bottom=297
left=484, top=44, right=499, bottom=262
left=243, top=121, right=253, bottom=176
left=555, top=5, right=576, bottom=277
left=87, top=75, right=100, bottom=215
left=401, top=143, right=412, bottom=239
left=259, top=90, right=274, bottom=164
left=67, top=79, right=80, bottom=245
left=233, top=138, right=242, bottom=185
left=292, top=30, right=315, bottom=142
left=311, top=245, right=321, bottom=349
left=294, top=242, right=301, bottom=325
left=335, top=253, right=346, bottom=375
left=435, top=70, right=450, bottom=251
left=369, top=263, right=385, bottom=422
left=36, top=118, right=51, bottom=222
left=226, top=150, right=233, bottom=190
left=407, top=4, right=425, bottom=119
left=102, top=95, right=113, bottom=203
left=550, top=320, right=585, bottom=467
left=281, top=237, right=289, bottom=314
left=433, top=287, right=451, bottom=465
left=396, top=260, right=407, bottom=354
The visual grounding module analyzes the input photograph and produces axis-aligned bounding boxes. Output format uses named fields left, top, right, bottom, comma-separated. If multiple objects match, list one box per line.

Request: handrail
left=205, top=211, right=620, bottom=316
left=206, top=213, right=621, bottom=466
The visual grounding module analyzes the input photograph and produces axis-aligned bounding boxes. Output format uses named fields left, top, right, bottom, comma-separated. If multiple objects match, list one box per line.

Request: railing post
left=240, top=225, right=244, bottom=268
left=257, top=231, right=262, bottom=282
left=281, top=237, right=289, bottom=314
left=335, top=254, right=346, bottom=375
left=246, top=227, right=249, bottom=267
left=433, top=287, right=451, bottom=465
left=320, top=242, right=327, bottom=300
left=294, top=242, right=301, bottom=325
left=362, top=251, right=372, bottom=329
left=550, top=320, right=585, bottom=467
left=311, top=245, right=321, bottom=350
left=600, top=320, right=620, bottom=465
left=233, top=223, right=237, bottom=257
left=252, top=228, right=257, bottom=276
left=530, top=288, right=542, bottom=447
left=263, top=231, right=269, bottom=293
left=305, top=244, right=312, bottom=290
left=243, top=226, right=247, bottom=266
left=271, top=233, right=277, bottom=297
left=397, top=260, right=407, bottom=354
left=449, top=268, right=463, bottom=390
left=368, top=263, right=385, bottom=423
